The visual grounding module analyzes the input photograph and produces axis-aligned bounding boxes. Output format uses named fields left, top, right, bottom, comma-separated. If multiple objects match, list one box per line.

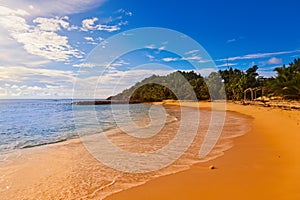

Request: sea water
left=0, top=99, right=154, bottom=153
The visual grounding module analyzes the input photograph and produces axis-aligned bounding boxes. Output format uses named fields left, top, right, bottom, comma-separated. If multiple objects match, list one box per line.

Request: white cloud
left=226, top=38, right=236, bottom=43
left=218, top=50, right=300, bottom=62
left=158, top=46, right=165, bottom=51
left=83, top=37, right=97, bottom=45
left=28, top=5, right=34, bottom=10
left=0, top=5, right=29, bottom=16
left=117, top=9, right=133, bottom=17
left=74, top=59, right=130, bottom=69
left=226, top=36, right=244, bottom=44
left=13, top=28, right=83, bottom=61
left=73, top=62, right=98, bottom=68
left=0, top=7, right=29, bottom=32
left=0, top=32, right=50, bottom=67
left=146, top=54, right=155, bottom=61
left=181, top=55, right=202, bottom=61
left=162, top=57, right=179, bottom=62
left=0, top=66, right=74, bottom=83
left=81, top=17, right=98, bottom=31
left=257, top=69, right=277, bottom=78
left=257, top=66, right=278, bottom=72
left=144, top=44, right=166, bottom=52
left=145, top=44, right=156, bottom=50
left=267, top=57, right=282, bottom=65
left=33, top=16, right=75, bottom=31
left=98, top=24, right=121, bottom=32
left=81, top=17, right=122, bottom=32
left=162, top=56, right=211, bottom=63
left=185, top=50, right=199, bottom=55
left=84, top=37, right=94, bottom=41
left=259, top=57, right=283, bottom=66
left=1, top=83, right=70, bottom=98
left=0, top=0, right=108, bottom=17
left=23, top=60, right=51, bottom=67
left=97, top=37, right=105, bottom=41
left=0, top=6, right=83, bottom=61
left=110, top=59, right=130, bottom=67
left=0, top=65, right=76, bottom=98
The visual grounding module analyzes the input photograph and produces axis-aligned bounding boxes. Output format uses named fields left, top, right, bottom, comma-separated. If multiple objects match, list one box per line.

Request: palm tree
left=268, top=59, right=300, bottom=99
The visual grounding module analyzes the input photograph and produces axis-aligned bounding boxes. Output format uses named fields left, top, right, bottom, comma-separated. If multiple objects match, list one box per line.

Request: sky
left=0, top=0, right=300, bottom=99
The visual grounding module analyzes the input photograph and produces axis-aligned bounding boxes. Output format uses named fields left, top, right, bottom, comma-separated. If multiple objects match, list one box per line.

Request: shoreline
left=1, top=101, right=299, bottom=199
left=106, top=101, right=300, bottom=200
left=0, top=102, right=251, bottom=200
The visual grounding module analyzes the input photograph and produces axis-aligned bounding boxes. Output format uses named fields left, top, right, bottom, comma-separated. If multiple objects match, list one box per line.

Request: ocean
left=0, top=99, right=155, bottom=153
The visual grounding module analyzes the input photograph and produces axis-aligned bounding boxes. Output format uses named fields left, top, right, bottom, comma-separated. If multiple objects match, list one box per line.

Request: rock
left=209, top=165, right=216, bottom=170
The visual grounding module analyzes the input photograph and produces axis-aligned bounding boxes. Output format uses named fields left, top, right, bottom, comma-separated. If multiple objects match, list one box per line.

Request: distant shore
left=107, top=101, right=300, bottom=200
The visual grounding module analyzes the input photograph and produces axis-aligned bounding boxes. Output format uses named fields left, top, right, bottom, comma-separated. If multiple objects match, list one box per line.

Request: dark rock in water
left=72, top=100, right=141, bottom=105
left=72, top=100, right=111, bottom=105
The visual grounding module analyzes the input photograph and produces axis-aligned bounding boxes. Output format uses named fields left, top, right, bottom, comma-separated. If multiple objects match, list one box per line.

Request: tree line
left=111, top=58, right=300, bottom=102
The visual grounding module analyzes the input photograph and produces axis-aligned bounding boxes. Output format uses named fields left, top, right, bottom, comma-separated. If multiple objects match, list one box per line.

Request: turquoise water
left=0, top=99, right=152, bottom=153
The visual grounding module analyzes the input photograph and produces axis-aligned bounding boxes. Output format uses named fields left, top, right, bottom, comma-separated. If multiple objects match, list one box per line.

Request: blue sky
left=0, top=0, right=300, bottom=98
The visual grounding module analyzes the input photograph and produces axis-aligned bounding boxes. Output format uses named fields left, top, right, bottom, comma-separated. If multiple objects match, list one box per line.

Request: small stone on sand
left=209, top=165, right=215, bottom=170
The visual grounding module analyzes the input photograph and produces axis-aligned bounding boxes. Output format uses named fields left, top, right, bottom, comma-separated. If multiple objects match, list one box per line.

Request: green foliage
left=219, top=65, right=261, bottom=100
left=112, top=58, right=300, bottom=102
left=113, top=71, right=208, bottom=102
left=130, top=83, right=176, bottom=102
left=205, top=72, right=226, bottom=100
left=266, top=59, right=300, bottom=99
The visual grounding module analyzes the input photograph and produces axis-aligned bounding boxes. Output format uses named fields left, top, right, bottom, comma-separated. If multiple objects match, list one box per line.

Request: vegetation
left=112, top=71, right=208, bottom=102
left=112, top=58, right=300, bottom=102
left=265, top=59, right=300, bottom=99
left=219, top=65, right=263, bottom=100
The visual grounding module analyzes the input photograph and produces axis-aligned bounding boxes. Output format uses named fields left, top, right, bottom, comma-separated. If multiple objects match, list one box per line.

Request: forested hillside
left=111, top=58, right=300, bottom=102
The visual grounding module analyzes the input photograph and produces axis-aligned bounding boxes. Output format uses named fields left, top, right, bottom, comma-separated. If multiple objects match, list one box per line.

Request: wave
left=19, top=138, right=71, bottom=149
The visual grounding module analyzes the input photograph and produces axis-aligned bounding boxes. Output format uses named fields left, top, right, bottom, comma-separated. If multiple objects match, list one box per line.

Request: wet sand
left=0, top=102, right=251, bottom=200
left=107, top=101, right=300, bottom=200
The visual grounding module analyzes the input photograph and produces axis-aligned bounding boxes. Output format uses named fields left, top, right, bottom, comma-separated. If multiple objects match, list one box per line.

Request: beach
left=2, top=1, right=300, bottom=199
left=107, top=101, right=300, bottom=199
left=0, top=102, right=299, bottom=199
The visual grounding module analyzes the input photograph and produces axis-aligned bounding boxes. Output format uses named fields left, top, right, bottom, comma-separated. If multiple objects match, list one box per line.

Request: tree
left=206, top=72, right=226, bottom=100
left=267, top=59, right=300, bottom=99
left=112, top=58, right=300, bottom=102
left=245, top=65, right=259, bottom=88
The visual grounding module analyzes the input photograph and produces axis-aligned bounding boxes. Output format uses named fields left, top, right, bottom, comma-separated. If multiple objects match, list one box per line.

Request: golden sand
left=107, top=101, right=300, bottom=200
left=1, top=102, right=299, bottom=199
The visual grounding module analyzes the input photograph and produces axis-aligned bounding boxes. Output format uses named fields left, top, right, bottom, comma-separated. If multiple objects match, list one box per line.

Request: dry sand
left=107, top=101, right=300, bottom=200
